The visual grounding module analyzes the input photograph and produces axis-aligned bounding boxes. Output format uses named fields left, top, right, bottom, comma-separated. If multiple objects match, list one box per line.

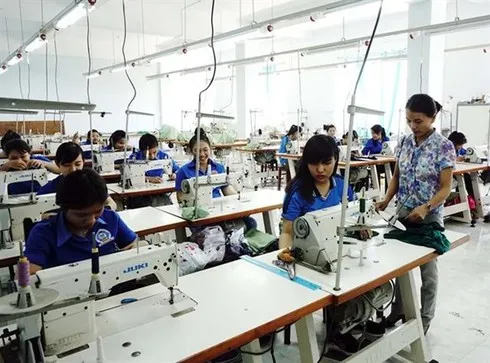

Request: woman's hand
left=27, top=159, right=43, bottom=169
left=146, top=176, right=163, bottom=184
left=375, top=199, right=389, bottom=212
left=406, top=205, right=429, bottom=223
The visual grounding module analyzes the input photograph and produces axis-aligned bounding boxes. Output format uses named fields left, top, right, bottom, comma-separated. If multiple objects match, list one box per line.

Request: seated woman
left=362, top=124, right=389, bottom=155
left=279, top=134, right=354, bottom=249
left=37, top=142, right=117, bottom=210
left=175, top=128, right=256, bottom=231
left=126, top=133, right=180, bottom=208
left=279, top=125, right=303, bottom=184
left=25, top=169, right=137, bottom=274
left=105, top=130, right=132, bottom=152
left=448, top=131, right=467, bottom=162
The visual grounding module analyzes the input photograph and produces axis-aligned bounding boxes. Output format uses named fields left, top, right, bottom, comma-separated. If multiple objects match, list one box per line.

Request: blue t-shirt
left=37, top=175, right=63, bottom=195
left=129, top=150, right=179, bottom=177
left=24, top=209, right=137, bottom=269
left=278, top=135, right=290, bottom=166
left=458, top=148, right=467, bottom=156
left=282, top=175, right=355, bottom=221
left=175, top=159, right=226, bottom=198
left=362, top=136, right=389, bottom=155
left=32, top=154, right=51, bottom=162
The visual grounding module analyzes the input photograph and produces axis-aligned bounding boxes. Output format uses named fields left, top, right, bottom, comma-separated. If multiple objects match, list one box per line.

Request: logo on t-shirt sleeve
left=95, top=228, right=114, bottom=247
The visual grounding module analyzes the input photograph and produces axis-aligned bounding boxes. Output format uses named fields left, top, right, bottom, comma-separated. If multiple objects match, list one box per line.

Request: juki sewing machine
left=0, top=241, right=196, bottom=362
left=0, top=169, right=49, bottom=205
left=93, top=151, right=127, bottom=173
left=465, top=146, right=488, bottom=163
left=180, top=168, right=243, bottom=208
left=119, top=159, right=174, bottom=189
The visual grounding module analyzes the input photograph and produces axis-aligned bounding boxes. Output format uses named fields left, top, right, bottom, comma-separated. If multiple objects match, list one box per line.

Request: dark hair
left=87, top=129, right=100, bottom=140
left=326, top=124, right=336, bottom=132
left=4, top=139, right=31, bottom=156
left=108, top=130, right=126, bottom=149
left=405, top=94, right=442, bottom=118
left=139, top=133, right=158, bottom=151
left=371, top=124, right=386, bottom=140
left=189, top=128, right=211, bottom=151
left=1, top=130, right=21, bottom=150
left=56, top=169, right=108, bottom=210
left=285, top=135, right=339, bottom=204
left=448, top=131, right=467, bottom=146
left=287, top=125, right=303, bottom=136
left=55, top=142, right=83, bottom=165
left=342, top=130, right=359, bottom=140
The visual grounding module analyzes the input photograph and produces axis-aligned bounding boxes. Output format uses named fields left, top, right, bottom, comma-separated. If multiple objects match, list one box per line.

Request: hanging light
left=7, top=53, right=23, bottom=66
left=25, top=33, right=48, bottom=53
left=55, top=1, right=95, bottom=30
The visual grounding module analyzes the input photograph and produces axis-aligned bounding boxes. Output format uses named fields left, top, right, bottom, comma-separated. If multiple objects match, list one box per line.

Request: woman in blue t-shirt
left=279, top=135, right=354, bottom=249
left=362, top=124, right=389, bottom=155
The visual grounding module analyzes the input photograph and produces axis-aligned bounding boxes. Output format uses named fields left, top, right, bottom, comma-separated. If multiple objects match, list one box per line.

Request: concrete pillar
left=406, top=0, right=447, bottom=131
left=235, top=43, right=248, bottom=138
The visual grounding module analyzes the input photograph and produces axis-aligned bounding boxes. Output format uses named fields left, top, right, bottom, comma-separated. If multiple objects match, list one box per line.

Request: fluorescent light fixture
left=86, top=71, right=102, bottom=79
left=0, top=66, right=7, bottom=75
left=7, top=53, right=23, bottom=66
left=0, top=109, right=38, bottom=115
left=110, top=64, right=130, bottom=73
left=55, top=2, right=95, bottom=29
left=0, top=97, right=96, bottom=111
left=25, top=34, right=48, bottom=53
left=425, top=15, right=490, bottom=35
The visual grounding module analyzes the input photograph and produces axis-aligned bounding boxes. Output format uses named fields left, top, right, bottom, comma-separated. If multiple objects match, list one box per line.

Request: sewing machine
left=339, top=145, right=361, bottom=161
left=0, top=169, right=49, bottom=205
left=465, top=146, right=488, bottom=163
left=25, top=135, right=45, bottom=150
left=0, top=242, right=196, bottom=361
left=93, top=151, right=127, bottom=173
left=381, top=141, right=396, bottom=156
left=119, top=159, right=174, bottom=189
left=0, top=193, right=58, bottom=245
left=180, top=170, right=244, bottom=208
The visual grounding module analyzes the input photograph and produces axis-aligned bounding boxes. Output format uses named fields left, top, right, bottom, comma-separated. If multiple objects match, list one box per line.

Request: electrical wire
left=140, top=0, right=146, bottom=55
left=218, top=67, right=234, bottom=112
left=317, top=305, right=337, bottom=363
left=297, top=52, right=304, bottom=114
left=86, top=5, right=95, bottom=164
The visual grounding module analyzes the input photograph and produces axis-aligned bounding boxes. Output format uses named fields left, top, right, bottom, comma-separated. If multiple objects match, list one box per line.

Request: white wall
left=0, top=53, right=160, bottom=136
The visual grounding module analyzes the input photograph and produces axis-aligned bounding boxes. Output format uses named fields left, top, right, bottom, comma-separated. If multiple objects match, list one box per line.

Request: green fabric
left=383, top=222, right=450, bottom=255
left=181, top=207, right=209, bottom=220
left=245, top=229, right=276, bottom=253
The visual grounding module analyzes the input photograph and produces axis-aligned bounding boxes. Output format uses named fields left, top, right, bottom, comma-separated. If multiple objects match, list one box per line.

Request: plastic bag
left=177, top=242, right=208, bottom=276
left=193, top=226, right=226, bottom=265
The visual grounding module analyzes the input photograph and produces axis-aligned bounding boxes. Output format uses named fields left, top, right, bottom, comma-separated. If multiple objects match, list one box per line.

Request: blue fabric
left=129, top=150, right=179, bottom=177
left=278, top=135, right=290, bottom=166
left=8, top=180, right=41, bottom=195
left=362, top=136, right=389, bottom=155
left=32, top=154, right=51, bottom=162
left=282, top=175, right=355, bottom=221
left=458, top=148, right=467, bottom=156
left=24, top=209, right=137, bottom=269
left=175, top=159, right=226, bottom=198
left=37, top=175, right=63, bottom=195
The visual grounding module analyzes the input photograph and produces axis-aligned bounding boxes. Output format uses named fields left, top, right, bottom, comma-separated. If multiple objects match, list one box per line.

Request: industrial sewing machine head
left=180, top=171, right=229, bottom=208
left=119, top=159, right=174, bottom=189
left=381, top=141, right=395, bottom=156
left=465, top=146, right=488, bottom=163
left=93, top=150, right=127, bottom=173
left=0, top=169, right=49, bottom=205
left=0, top=241, right=186, bottom=361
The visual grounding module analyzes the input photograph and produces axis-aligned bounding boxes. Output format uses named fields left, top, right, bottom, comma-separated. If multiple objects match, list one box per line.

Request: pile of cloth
left=178, top=223, right=277, bottom=276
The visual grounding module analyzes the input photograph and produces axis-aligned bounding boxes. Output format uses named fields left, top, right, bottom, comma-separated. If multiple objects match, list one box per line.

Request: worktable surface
left=453, top=162, right=490, bottom=175
left=276, top=153, right=397, bottom=167
left=237, top=146, right=278, bottom=153
left=107, top=181, right=175, bottom=197
left=118, top=206, right=187, bottom=237
left=56, top=256, right=332, bottom=363
left=158, top=190, right=284, bottom=225
left=256, top=229, right=469, bottom=305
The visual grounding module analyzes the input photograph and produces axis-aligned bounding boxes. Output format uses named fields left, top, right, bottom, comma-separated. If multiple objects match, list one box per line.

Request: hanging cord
left=54, top=32, right=62, bottom=133
left=121, top=0, right=138, bottom=186
left=183, top=0, right=187, bottom=44
left=193, top=0, right=217, bottom=217
left=86, top=5, right=95, bottom=165
left=17, top=0, right=24, bottom=100
left=41, top=0, right=47, bottom=152
left=296, top=52, right=304, bottom=113
left=251, top=0, right=256, bottom=24
left=455, top=0, right=460, bottom=21
left=419, top=35, right=424, bottom=93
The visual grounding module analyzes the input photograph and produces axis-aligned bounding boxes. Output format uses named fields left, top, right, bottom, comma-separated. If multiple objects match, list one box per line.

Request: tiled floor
left=257, top=220, right=490, bottom=363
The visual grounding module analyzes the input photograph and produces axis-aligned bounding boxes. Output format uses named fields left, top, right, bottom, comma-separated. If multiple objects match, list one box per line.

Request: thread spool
left=17, top=257, right=30, bottom=288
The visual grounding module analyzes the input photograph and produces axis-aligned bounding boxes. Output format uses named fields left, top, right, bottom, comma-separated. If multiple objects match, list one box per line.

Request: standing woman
left=279, top=125, right=302, bottom=184
left=362, top=124, right=389, bottom=155
left=376, top=94, right=455, bottom=334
